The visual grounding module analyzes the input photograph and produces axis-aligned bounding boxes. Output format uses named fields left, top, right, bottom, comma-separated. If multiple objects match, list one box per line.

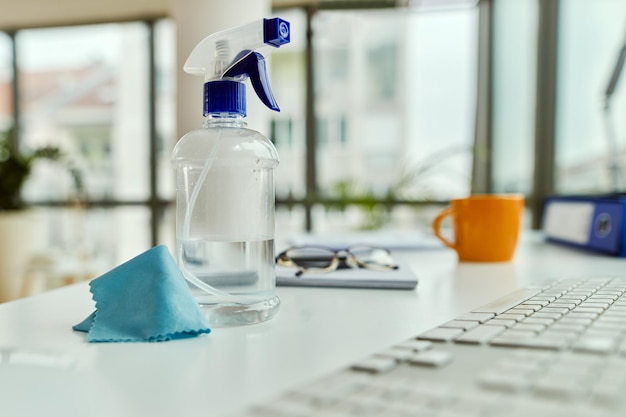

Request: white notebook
left=276, top=262, right=418, bottom=290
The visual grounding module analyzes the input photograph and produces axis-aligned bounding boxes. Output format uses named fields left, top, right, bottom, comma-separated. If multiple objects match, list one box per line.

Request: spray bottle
left=171, top=18, right=290, bottom=326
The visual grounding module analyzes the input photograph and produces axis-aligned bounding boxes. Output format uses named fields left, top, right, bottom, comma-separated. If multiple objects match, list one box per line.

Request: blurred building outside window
left=272, top=6, right=478, bottom=234
left=554, top=0, right=626, bottom=193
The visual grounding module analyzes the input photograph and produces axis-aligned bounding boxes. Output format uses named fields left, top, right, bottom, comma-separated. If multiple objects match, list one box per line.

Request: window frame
left=2, top=18, right=168, bottom=246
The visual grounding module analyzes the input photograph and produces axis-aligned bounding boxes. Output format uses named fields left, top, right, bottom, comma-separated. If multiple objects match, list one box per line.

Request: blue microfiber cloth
left=73, top=245, right=211, bottom=342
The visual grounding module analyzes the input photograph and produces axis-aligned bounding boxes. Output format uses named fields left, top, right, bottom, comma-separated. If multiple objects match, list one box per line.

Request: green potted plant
left=0, top=128, right=64, bottom=211
left=0, top=127, right=81, bottom=302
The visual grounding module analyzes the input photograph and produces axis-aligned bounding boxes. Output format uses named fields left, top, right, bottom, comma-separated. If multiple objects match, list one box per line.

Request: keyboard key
left=478, top=371, right=532, bottom=392
left=408, top=350, right=453, bottom=367
left=549, top=302, right=577, bottom=310
left=376, top=348, right=415, bottom=362
left=590, top=294, right=619, bottom=302
left=555, top=352, right=603, bottom=369
left=530, top=296, right=557, bottom=303
left=439, top=320, right=480, bottom=331
left=455, top=325, right=507, bottom=344
left=497, top=329, right=537, bottom=339
left=395, top=340, right=433, bottom=352
left=594, top=317, right=626, bottom=329
left=510, top=349, right=557, bottom=364
left=456, top=312, right=495, bottom=323
left=496, top=313, right=526, bottom=322
left=584, top=329, right=622, bottom=339
left=352, top=356, right=397, bottom=373
left=531, top=312, right=562, bottom=320
left=573, top=337, right=618, bottom=355
left=541, top=290, right=565, bottom=298
left=558, top=297, right=584, bottom=305
left=491, top=335, right=571, bottom=351
left=558, top=316, right=593, bottom=326
left=506, top=308, right=535, bottom=316
left=562, top=289, right=589, bottom=295
left=603, top=311, right=626, bottom=319
left=540, top=307, right=570, bottom=315
left=567, top=312, right=599, bottom=320
left=522, top=299, right=549, bottom=307
left=580, top=301, right=610, bottom=310
left=576, top=306, right=607, bottom=315
left=418, top=327, right=464, bottom=342
left=518, top=303, right=542, bottom=311
left=471, top=288, right=541, bottom=315
left=512, top=323, right=546, bottom=333
left=484, top=318, right=517, bottom=328
left=523, top=317, right=555, bottom=326
left=533, top=375, right=589, bottom=399
left=549, top=323, right=587, bottom=334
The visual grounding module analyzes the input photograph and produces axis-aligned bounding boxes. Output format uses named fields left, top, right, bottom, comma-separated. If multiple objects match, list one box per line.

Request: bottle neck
left=203, top=113, right=247, bottom=128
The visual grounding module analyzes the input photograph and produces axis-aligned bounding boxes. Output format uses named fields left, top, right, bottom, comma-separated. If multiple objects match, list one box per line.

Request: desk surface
left=2, top=233, right=626, bottom=417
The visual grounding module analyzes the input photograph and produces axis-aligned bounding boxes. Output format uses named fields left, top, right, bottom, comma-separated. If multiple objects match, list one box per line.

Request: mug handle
left=432, top=207, right=456, bottom=250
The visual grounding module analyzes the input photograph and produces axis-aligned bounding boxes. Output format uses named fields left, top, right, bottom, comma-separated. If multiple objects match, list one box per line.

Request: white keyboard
left=232, top=277, right=626, bottom=417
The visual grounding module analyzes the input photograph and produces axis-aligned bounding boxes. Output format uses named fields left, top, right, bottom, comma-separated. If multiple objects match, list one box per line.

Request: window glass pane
left=405, top=8, right=478, bottom=199
left=159, top=203, right=177, bottom=253
left=21, top=206, right=152, bottom=297
left=492, top=0, right=538, bottom=194
left=106, top=206, right=153, bottom=264
left=311, top=8, right=477, bottom=205
left=0, top=32, right=11, bottom=129
left=555, top=0, right=626, bottom=193
left=275, top=206, right=308, bottom=247
left=272, top=8, right=307, bottom=200
left=46, top=206, right=150, bottom=268
left=16, top=23, right=150, bottom=203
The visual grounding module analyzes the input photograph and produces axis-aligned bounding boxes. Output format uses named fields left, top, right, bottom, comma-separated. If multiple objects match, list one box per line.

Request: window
left=2, top=20, right=175, bottom=268
left=272, top=5, right=479, bottom=232
left=555, top=0, right=626, bottom=193
left=7, top=0, right=619, bottom=275
left=17, top=23, right=150, bottom=202
left=491, top=0, right=538, bottom=195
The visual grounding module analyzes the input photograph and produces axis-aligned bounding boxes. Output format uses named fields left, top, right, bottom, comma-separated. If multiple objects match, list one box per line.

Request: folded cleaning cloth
left=73, top=245, right=211, bottom=342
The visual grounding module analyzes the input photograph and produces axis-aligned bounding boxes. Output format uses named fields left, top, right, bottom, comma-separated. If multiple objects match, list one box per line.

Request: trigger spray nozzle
left=184, top=17, right=290, bottom=117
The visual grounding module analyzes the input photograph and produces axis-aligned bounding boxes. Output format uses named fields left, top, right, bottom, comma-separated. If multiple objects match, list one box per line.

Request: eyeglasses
left=275, top=245, right=399, bottom=277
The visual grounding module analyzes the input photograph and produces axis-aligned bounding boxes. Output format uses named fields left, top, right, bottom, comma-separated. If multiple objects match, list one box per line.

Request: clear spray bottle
left=171, top=18, right=290, bottom=326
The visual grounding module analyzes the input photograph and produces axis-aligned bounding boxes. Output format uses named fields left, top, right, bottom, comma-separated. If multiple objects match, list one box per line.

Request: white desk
left=2, top=232, right=626, bottom=417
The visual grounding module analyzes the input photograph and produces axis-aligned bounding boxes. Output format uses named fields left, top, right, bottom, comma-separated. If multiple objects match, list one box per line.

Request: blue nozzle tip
left=264, top=18, right=290, bottom=47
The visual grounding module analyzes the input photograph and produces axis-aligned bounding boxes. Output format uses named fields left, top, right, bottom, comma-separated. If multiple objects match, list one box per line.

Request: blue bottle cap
left=203, top=80, right=246, bottom=117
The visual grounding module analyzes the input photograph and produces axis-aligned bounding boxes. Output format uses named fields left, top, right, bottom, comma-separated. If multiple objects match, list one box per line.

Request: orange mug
left=432, top=194, right=524, bottom=262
